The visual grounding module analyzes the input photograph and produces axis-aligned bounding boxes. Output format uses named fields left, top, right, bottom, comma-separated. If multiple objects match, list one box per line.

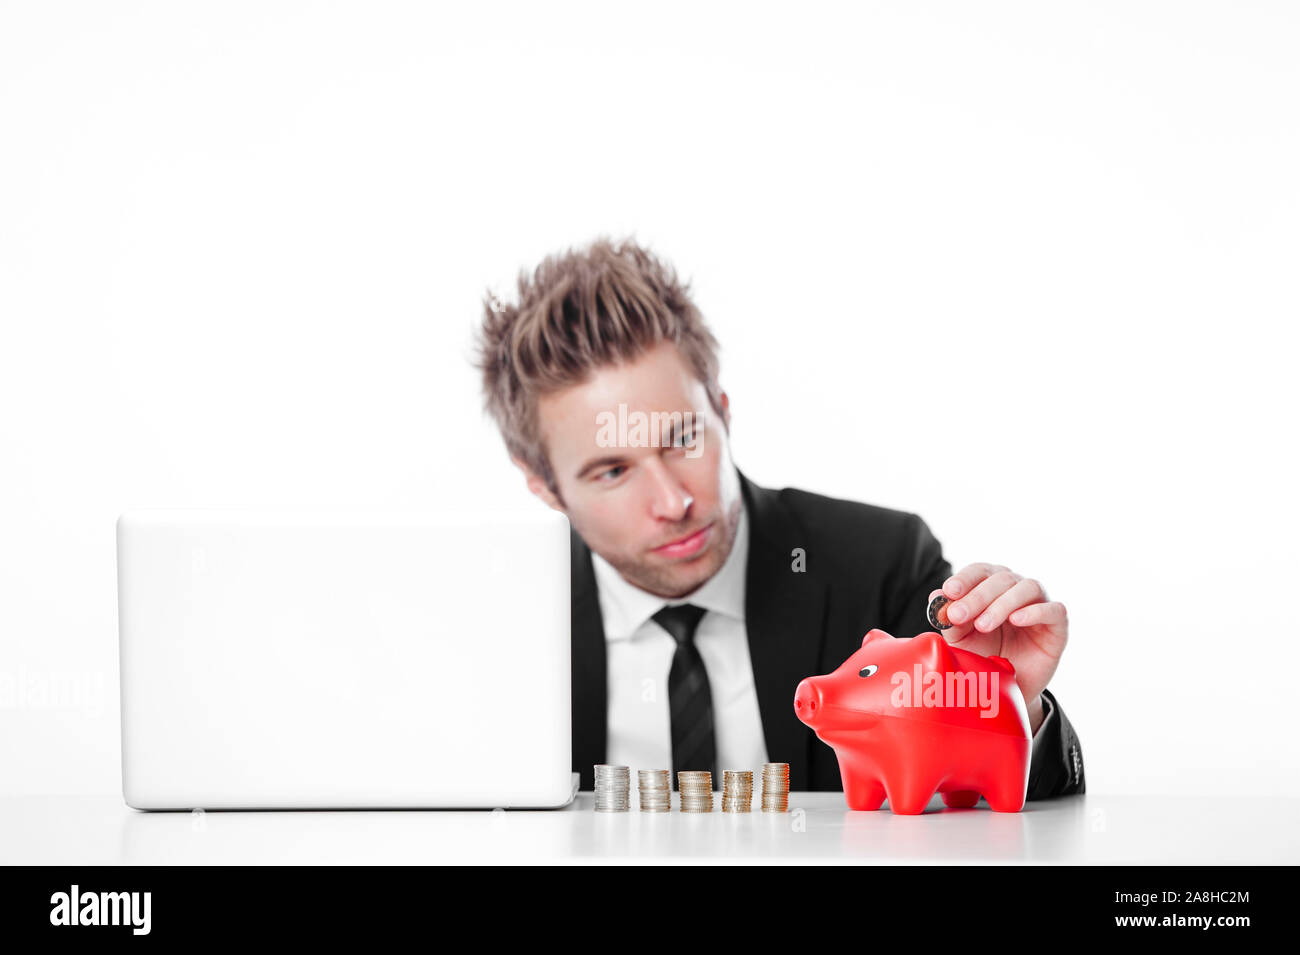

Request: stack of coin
left=594, top=764, right=630, bottom=812
left=721, top=770, right=753, bottom=812
left=761, top=762, right=790, bottom=812
left=637, top=769, right=671, bottom=812
left=676, top=771, right=713, bottom=812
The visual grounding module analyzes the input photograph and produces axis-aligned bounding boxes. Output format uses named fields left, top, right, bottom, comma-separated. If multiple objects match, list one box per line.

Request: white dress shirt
left=592, top=506, right=769, bottom=775
left=591, top=504, right=1054, bottom=780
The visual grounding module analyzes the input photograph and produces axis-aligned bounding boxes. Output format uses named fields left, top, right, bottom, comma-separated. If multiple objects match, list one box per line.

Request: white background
left=2, top=1, right=1297, bottom=798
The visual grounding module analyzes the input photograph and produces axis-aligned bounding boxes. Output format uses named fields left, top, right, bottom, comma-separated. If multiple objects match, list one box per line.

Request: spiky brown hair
left=475, top=235, right=725, bottom=491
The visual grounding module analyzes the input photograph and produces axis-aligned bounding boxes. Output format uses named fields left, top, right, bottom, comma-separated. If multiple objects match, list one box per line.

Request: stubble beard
left=603, top=495, right=745, bottom=599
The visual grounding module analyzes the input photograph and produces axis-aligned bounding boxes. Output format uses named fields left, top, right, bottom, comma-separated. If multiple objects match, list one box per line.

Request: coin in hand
left=927, top=593, right=953, bottom=631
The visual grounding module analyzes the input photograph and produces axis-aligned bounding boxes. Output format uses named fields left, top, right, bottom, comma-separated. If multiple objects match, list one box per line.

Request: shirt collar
left=591, top=504, right=749, bottom=643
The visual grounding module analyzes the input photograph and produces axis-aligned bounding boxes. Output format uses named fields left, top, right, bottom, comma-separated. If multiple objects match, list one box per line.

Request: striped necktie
left=651, top=603, right=716, bottom=786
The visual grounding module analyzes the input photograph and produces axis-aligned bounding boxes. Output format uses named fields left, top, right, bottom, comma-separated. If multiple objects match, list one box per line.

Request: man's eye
left=671, top=430, right=696, bottom=447
left=596, top=465, right=627, bottom=482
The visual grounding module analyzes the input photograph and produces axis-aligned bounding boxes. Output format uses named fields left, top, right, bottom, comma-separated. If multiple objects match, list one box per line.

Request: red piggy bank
left=793, top=628, right=1031, bottom=814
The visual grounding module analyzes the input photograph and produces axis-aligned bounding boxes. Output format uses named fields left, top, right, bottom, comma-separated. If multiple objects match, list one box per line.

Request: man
left=476, top=236, right=1084, bottom=802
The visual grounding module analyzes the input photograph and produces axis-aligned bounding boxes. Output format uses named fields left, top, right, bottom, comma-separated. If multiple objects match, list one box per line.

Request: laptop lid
left=116, top=508, right=574, bottom=809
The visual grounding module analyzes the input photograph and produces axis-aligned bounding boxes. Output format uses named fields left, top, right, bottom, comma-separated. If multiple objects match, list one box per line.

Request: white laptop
left=116, top=508, right=577, bottom=810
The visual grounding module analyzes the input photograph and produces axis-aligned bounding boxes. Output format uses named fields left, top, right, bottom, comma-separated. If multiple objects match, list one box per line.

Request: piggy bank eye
left=858, top=664, right=878, bottom=678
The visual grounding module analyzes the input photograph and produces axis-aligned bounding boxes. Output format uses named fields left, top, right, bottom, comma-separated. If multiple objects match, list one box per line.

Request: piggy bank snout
left=793, top=678, right=824, bottom=725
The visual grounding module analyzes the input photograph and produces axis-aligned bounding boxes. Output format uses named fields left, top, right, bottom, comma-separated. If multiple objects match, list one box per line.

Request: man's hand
left=927, top=563, right=1068, bottom=734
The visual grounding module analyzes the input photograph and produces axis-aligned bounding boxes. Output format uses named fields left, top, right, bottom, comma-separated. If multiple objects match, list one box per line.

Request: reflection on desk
left=1, top=793, right=1294, bottom=864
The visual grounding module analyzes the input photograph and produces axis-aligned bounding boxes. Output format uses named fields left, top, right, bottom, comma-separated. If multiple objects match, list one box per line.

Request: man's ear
left=512, top=456, right=566, bottom=513
left=718, top=390, right=731, bottom=432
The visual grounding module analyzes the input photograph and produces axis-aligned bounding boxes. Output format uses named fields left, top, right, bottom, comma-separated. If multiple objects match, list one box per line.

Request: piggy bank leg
left=843, top=776, right=887, bottom=811
left=837, top=754, right=887, bottom=810
left=983, top=782, right=1027, bottom=813
left=983, top=739, right=1029, bottom=812
left=940, top=789, right=981, bottom=809
left=883, top=780, right=939, bottom=815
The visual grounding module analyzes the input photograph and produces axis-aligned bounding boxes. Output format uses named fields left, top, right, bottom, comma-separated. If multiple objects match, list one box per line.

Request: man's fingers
left=945, top=568, right=1019, bottom=625
left=944, top=562, right=1010, bottom=599
left=971, top=578, right=1047, bottom=632
left=1008, top=600, right=1068, bottom=629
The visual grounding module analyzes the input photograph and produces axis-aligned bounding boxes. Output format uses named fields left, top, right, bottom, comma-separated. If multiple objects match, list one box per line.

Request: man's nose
left=645, top=460, right=693, bottom=522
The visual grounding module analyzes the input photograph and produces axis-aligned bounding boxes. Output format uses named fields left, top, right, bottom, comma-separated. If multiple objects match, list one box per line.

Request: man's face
left=523, top=341, right=743, bottom=599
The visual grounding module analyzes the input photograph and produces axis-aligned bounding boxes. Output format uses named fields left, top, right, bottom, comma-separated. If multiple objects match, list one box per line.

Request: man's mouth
left=651, top=522, right=714, bottom=559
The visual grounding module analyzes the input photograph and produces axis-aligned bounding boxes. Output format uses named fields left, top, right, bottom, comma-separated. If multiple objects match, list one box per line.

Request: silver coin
left=677, top=771, right=714, bottom=812
left=927, top=593, right=953, bottom=630
left=722, top=769, right=754, bottom=813
left=760, top=762, right=790, bottom=812
left=594, top=764, right=631, bottom=811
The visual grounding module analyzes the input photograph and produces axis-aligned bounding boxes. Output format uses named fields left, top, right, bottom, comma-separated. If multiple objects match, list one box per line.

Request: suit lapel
left=569, top=525, right=607, bottom=791
left=739, top=471, right=828, bottom=792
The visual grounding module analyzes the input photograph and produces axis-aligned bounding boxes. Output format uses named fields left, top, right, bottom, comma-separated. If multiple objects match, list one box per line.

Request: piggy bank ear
left=917, top=631, right=960, bottom=672
left=861, top=628, right=894, bottom=648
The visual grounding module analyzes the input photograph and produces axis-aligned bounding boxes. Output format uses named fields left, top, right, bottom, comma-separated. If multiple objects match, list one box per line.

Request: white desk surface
left=1, top=793, right=1294, bottom=865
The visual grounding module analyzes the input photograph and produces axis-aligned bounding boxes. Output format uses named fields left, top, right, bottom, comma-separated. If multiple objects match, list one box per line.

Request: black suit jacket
left=570, top=469, right=1086, bottom=798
